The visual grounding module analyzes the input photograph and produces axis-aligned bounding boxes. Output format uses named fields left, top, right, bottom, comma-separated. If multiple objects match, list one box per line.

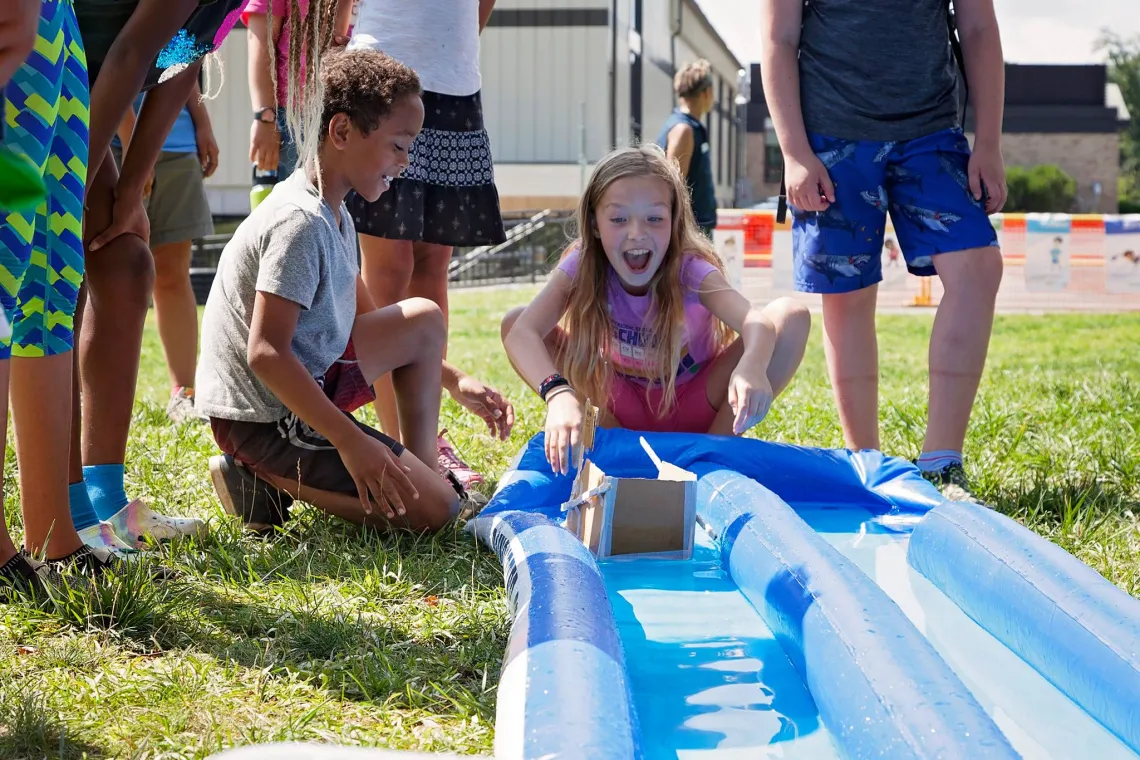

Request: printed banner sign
left=770, top=224, right=795, bottom=291
left=1105, top=216, right=1140, bottom=293
left=712, top=226, right=745, bottom=292
left=1024, top=214, right=1072, bottom=292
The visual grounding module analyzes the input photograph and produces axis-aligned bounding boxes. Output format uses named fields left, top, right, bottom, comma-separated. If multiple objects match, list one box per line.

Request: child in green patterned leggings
left=1, top=0, right=246, bottom=595
left=0, top=0, right=100, bottom=591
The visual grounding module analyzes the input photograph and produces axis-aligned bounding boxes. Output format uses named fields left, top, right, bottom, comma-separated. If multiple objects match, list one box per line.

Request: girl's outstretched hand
left=544, top=390, right=582, bottom=475
left=728, top=366, right=774, bottom=436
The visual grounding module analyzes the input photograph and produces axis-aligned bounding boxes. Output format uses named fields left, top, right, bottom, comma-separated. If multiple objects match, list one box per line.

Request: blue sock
left=84, top=464, right=129, bottom=522
left=68, top=481, right=100, bottom=532
left=916, top=450, right=962, bottom=472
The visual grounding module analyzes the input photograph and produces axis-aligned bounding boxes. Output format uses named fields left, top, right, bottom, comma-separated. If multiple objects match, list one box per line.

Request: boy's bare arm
left=954, top=0, right=1007, bottom=212
left=760, top=0, right=810, bottom=166
left=250, top=291, right=363, bottom=449
left=760, top=0, right=834, bottom=212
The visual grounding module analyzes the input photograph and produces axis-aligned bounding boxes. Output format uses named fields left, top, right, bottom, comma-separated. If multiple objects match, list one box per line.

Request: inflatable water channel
left=468, top=428, right=1140, bottom=760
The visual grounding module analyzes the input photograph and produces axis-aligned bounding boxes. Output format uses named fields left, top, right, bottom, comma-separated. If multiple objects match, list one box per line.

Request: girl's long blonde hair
left=560, top=144, right=733, bottom=417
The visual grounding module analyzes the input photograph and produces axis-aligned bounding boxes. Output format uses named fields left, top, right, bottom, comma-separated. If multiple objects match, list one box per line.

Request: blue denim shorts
left=792, top=128, right=999, bottom=293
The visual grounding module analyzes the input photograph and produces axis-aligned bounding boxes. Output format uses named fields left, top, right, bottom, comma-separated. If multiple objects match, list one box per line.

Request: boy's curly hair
left=319, top=49, right=422, bottom=138
left=673, top=59, right=713, bottom=99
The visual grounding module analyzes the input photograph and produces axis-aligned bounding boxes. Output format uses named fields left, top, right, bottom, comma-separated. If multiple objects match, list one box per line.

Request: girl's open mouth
left=623, top=248, right=652, bottom=273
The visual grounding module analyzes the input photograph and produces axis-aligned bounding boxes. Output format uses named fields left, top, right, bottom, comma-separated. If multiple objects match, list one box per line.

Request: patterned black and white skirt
left=346, top=90, right=507, bottom=247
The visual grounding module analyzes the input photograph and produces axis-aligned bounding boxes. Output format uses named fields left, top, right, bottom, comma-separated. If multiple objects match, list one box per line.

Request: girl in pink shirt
left=503, top=145, right=812, bottom=474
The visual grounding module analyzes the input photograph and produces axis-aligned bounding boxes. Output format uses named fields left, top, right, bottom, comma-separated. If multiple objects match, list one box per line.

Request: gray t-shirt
left=196, top=170, right=359, bottom=423
left=799, top=0, right=959, bottom=142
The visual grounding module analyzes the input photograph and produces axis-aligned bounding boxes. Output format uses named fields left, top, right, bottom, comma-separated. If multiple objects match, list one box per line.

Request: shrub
left=1004, top=164, right=1077, bottom=213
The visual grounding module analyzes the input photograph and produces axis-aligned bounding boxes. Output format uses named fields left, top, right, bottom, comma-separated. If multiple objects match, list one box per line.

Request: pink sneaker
left=437, top=429, right=484, bottom=488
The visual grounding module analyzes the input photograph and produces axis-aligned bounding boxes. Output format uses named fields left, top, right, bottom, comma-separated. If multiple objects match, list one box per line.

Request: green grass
left=2, top=287, right=1139, bottom=758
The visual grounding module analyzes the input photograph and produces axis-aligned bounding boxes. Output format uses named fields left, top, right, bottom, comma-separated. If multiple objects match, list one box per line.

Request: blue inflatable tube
left=695, top=468, right=1019, bottom=760
left=908, top=501, right=1140, bottom=752
left=468, top=509, right=641, bottom=760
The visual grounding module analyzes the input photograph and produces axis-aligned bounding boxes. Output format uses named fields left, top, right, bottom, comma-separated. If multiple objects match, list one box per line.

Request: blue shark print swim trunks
left=791, top=128, right=999, bottom=293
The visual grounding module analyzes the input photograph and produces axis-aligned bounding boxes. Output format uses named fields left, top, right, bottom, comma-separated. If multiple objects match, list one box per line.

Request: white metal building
left=201, top=0, right=746, bottom=217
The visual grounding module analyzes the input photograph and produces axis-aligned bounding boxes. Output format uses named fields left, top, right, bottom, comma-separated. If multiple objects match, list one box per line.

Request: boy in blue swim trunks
left=760, top=0, right=1007, bottom=500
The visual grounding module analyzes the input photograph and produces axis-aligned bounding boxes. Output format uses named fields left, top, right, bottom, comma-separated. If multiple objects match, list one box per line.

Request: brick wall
left=974, top=132, right=1120, bottom=214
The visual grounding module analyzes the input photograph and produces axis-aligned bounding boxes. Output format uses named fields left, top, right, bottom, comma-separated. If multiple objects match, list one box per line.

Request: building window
left=763, top=118, right=783, bottom=185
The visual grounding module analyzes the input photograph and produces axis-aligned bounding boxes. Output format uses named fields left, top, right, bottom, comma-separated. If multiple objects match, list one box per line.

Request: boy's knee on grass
left=404, top=486, right=459, bottom=534
left=402, top=296, right=447, bottom=345
left=404, top=296, right=445, bottom=323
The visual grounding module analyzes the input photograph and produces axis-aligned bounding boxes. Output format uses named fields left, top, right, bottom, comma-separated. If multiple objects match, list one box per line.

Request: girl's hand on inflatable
left=451, top=373, right=515, bottom=441
left=545, top=390, right=582, bottom=475
left=728, top=368, right=773, bottom=436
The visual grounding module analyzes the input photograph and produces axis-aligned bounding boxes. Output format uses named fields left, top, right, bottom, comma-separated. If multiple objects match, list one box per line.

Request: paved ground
left=449, top=264, right=1140, bottom=315
left=742, top=265, right=1140, bottom=315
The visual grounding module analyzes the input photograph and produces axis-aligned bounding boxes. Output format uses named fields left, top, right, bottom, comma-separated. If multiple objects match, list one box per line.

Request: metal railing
left=448, top=210, right=574, bottom=287
left=189, top=210, right=576, bottom=304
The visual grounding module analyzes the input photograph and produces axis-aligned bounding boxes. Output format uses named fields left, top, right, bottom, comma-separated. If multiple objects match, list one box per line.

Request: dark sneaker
left=44, top=544, right=178, bottom=583
left=0, top=551, right=54, bottom=601
left=919, top=461, right=979, bottom=503
left=45, top=544, right=122, bottom=577
left=209, top=454, right=293, bottom=534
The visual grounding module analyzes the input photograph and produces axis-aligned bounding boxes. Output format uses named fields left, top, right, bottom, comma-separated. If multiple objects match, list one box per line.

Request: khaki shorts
left=111, top=147, right=214, bottom=247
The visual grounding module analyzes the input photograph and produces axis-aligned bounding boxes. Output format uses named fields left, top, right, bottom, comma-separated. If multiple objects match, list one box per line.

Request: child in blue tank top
left=657, top=59, right=718, bottom=239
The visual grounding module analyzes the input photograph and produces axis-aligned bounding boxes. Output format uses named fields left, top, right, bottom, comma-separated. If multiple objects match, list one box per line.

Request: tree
left=1005, top=165, right=1077, bottom=213
left=1096, top=32, right=1140, bottom=210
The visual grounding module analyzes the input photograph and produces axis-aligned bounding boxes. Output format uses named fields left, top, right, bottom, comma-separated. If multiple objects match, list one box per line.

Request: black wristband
left=539, top=374, right=570, bottom=402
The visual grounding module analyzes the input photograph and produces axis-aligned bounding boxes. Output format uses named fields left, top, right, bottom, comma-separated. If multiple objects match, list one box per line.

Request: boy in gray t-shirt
left=196, top=49, right=472, bottom=534
left=760, top=0, right=1006, bottom=501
